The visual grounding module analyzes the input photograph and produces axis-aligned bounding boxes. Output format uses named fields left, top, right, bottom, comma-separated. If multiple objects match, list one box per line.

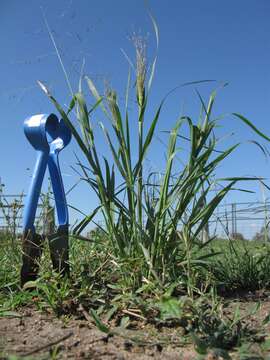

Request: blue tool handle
left=48, top=151, right=69, bottom=230
left=23, top=151, right=49, bottom=232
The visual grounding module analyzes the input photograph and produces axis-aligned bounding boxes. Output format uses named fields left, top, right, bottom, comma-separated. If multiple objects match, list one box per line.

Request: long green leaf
left=233, top=113, right=270, bottom=142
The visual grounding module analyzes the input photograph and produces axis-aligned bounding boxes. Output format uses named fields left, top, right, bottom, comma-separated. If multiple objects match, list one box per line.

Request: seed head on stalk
left=132, top=33, right=147, bottom=109
left=105, top=85, right=118, bottom=126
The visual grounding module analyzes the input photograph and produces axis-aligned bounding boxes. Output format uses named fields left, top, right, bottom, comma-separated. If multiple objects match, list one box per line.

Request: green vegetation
left=2, top=28, right=270, bottom=359
left=1, top=231, right=270, bottom=358
left=38, top=35, right=258, bottom=298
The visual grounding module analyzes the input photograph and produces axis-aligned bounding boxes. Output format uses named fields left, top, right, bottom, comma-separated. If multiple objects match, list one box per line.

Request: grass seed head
left=131, top=33, right=147, bottom=108
left=105, top=85, right=118, bottom=124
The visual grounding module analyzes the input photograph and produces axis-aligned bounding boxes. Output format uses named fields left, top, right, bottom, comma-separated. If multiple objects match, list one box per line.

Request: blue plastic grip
left=23, top=151, right=48, bottom=232
left=48, top=151, right=68, bottom=229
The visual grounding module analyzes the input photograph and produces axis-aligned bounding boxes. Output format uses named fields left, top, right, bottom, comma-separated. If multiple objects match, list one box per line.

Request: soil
left=1, top=297, right=270, bottom=360
left=0, top=306, right=196, bottom=359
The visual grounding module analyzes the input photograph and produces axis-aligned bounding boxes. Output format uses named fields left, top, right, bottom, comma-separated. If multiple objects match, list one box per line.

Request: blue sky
left=1, top=0, right=270, bottom=235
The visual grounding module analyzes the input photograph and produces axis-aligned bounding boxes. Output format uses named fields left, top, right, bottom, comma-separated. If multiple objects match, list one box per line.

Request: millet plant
left=38, top=29, right=260, bottom=297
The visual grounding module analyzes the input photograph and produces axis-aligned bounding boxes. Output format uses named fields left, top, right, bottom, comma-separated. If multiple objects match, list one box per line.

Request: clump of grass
left=0, top=232, right=21, bottom=291
left=0, top=232, right=32, bottom=311
left=38, top=28, right=258, bottom=297
left=212, top=242, right=270, bottom=293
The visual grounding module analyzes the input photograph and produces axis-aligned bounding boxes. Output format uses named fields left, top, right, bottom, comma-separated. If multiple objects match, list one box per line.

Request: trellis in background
left=0, top=178, right=55, bottom=238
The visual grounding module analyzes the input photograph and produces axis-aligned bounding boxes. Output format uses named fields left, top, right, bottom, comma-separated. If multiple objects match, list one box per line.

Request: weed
left=212, top=242, right=270, bottom=293
left=37, top=34, right=258, bottom=298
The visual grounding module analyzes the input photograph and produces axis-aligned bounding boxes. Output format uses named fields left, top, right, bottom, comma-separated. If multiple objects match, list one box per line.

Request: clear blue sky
left=1, top=0, right=270, bottom=232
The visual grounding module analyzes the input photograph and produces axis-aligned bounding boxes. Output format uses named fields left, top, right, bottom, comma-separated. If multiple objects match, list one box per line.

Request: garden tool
left=20, top=113, right=71, bottom=287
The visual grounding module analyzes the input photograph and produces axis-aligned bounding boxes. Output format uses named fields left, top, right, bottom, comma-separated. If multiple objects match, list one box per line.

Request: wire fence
left=0, top=191, right=52, bottom=236
left=0, top=186, right=269, bottom=241
left=209, top=201, right=270, bottom=240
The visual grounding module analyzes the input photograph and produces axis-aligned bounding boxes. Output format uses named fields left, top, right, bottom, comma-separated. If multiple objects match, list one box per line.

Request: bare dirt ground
left=0, top=306, right=196, bottom=360
left=1, top=298, right=270, bottom=360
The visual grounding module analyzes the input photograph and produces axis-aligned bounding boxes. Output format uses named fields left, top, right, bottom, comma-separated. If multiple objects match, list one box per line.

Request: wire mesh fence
left=209, top=201, right=270, bottom=240
left=0, top=184, right=269, bottom=241
left=0, top=190, right=54, bottom=236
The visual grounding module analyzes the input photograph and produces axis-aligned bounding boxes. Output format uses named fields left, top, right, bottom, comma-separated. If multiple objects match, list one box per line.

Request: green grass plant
left=37, top=35, right=259, bottom=296
left=211, top=240, right=270, bottom=293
